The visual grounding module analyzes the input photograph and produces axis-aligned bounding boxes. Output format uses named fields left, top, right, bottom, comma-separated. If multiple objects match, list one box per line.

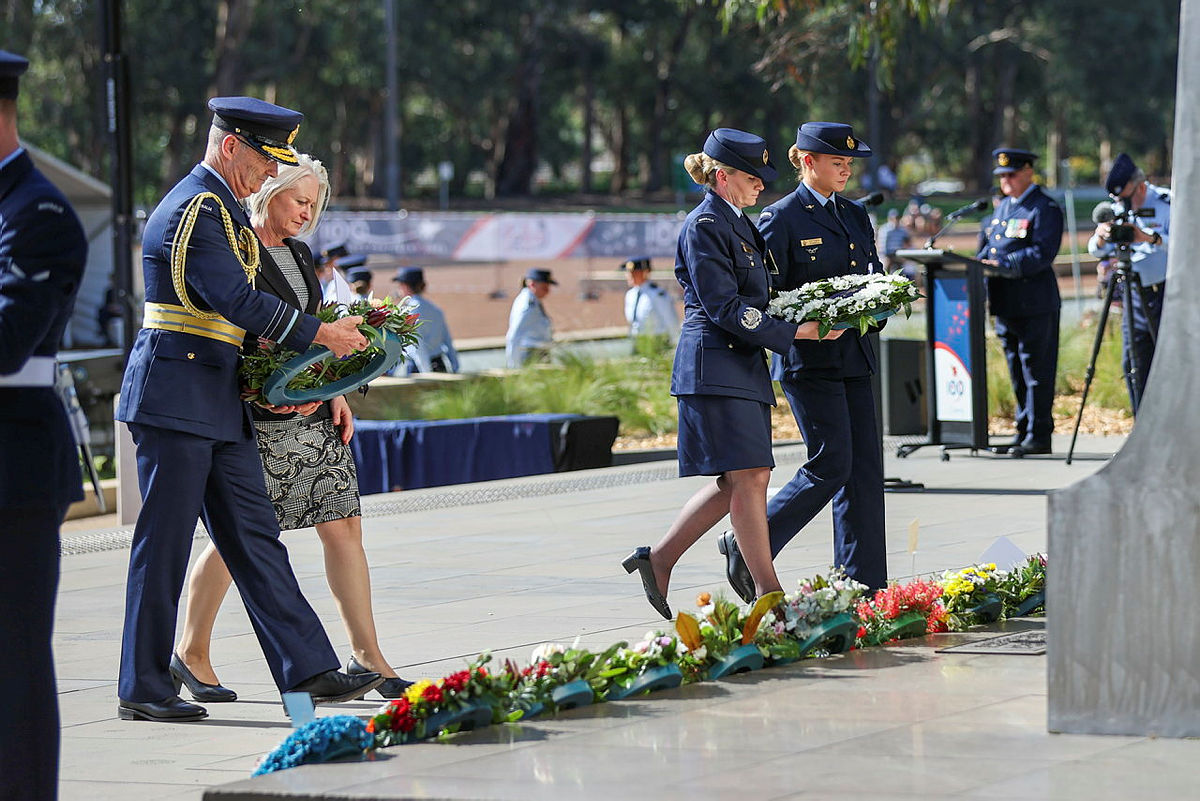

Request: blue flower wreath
left=253, top=715, right=373, bottom=776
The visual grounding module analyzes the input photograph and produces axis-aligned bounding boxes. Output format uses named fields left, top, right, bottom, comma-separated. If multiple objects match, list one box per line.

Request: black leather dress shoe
left=170, top=653, right=237, bottom=703
left=622, top=546, right=672, bottom=620
left=118, top=696, right=207, bottom=722
left=1010, top=440, right=1052, bottom=458
left=717, top=531, right=756, bottom=604
left=288, top=669, right=384, bottom=704
left=346, top=656, right=414, bottom=699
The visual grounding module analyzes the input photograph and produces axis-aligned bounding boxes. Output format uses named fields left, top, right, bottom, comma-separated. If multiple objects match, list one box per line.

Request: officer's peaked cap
left=209, top=96, right=303, bottom=166
left=992, top=147, right=1036, bottom=175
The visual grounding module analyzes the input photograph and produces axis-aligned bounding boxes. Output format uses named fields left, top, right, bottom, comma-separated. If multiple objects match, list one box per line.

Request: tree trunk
left=581, top=65, right=595, bottom=194
left=645, top=6, right=696, bottom=194
left=495, top=9, right=544, bottom=197
left=610, top=102, right=629, bottom=194
left=210, top=0, right=256, bottom=97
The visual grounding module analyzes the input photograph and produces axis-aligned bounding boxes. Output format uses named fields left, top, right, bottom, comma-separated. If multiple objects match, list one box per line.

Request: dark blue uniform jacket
left=0, top=151, right=87, bottom=509
left=117, top=165, right=321, bottom=442
left=758, top=183, right=883, bottom=377
left=976, top=185, right=1063, bottom=318
left=670, top=192, right=797, bottom=405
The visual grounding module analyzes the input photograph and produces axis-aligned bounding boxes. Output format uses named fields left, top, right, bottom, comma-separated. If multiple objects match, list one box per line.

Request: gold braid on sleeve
left=169, top=192, right=261, bottom=320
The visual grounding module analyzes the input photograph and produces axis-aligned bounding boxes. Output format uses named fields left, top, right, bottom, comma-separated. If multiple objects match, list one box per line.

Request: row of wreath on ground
left=253, top=555, right=1046, bottom=775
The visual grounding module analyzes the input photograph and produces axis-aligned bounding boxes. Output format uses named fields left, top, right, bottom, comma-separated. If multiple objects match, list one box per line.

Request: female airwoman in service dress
left=622, top=128, right=840, bottom=619
left=720, top=122, right=889, bottom=599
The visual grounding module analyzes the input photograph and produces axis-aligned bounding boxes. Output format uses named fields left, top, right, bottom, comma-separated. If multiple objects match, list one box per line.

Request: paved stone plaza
left=52, top=434, right=1198, bottom=800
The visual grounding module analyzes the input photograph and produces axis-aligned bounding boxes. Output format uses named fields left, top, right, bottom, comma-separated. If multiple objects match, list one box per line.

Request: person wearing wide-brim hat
left=976, top=146, right=1063, bottom=456
left=622, top=128, right=841, bottom=620
left=506, top=267, right=557, bottom=367
left=718, top=121, right=890, bottom=604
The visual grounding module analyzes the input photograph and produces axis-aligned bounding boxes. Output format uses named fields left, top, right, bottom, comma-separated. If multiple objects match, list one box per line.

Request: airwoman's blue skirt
left=676, top=394, right=773, bottom=477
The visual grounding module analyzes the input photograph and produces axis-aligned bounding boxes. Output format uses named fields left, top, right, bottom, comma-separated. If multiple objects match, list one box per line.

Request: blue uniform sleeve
left=995, top=201, right=1064, bottom=279
left=164, top=202, right=319, bottom=350
left=684, top=217, right=797, bottom=355
left=0, top=197, right=87, bottom=373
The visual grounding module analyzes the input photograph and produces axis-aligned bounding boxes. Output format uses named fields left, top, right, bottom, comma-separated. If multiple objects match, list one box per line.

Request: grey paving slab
left=48, top=434, right=1200, bottom=800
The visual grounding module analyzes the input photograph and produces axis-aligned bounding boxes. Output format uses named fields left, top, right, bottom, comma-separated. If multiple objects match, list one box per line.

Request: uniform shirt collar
left=802, top=180, right=833, bottom=205
left=200, top=161, right=240, bottom=201
left=0, top=145, right=25, bottom=172
left=716, top=193, right=744, bottom=218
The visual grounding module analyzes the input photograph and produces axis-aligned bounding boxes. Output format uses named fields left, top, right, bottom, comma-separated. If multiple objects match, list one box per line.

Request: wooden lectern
left=893, top=248, right=999, bottom=459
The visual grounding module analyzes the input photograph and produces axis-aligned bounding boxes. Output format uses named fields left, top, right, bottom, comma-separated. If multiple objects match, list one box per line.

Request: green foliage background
left=6, top=0, right=1180, bottom=206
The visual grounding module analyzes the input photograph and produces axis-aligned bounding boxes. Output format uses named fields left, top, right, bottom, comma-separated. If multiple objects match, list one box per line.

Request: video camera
left=1092, top=200, right=1154, bottom=245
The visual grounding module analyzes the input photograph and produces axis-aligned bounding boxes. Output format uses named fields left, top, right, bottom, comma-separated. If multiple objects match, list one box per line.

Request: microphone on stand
left=925, top=198, right=990, bottom=248
left=855, top=191, right=885, bottom=209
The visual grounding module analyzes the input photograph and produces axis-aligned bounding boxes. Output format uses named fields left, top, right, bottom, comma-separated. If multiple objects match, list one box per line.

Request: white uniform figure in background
left=506, top=267, right=556, bottom=368
left=622, top=257, right=679, bottom=344
left=391, top=266, right=459, bottom=374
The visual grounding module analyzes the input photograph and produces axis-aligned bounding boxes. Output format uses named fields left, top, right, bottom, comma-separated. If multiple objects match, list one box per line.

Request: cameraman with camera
left=1087, top=153, right=1170, bottom=412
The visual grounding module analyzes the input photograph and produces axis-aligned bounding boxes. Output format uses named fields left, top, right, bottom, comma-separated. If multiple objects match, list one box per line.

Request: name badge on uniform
left=1004, top=218, right=1030, bottom=238
left=801, top=238, right=823, bottom=247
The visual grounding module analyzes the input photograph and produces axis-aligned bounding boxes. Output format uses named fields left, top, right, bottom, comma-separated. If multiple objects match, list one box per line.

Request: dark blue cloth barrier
left=352, top=414, right=615, bottom=494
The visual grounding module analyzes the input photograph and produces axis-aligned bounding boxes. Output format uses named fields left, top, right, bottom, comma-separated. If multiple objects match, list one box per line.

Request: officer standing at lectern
left=115, top=97, right=383, bottom=723
left=0, top=50, right=88, bottom=801
left=1087, top=153, right=1170, bottom=412
left=977, top=147, right=1064, bottom=457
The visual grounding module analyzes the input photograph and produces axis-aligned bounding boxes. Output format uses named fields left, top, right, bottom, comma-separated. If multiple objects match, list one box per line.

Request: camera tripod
left=1065, top=246, right=1158, bottom=464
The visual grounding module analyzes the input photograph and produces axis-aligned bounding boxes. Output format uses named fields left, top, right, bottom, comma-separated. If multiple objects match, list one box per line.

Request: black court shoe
left=170, top=652, right=237, bottom=703
left=346, top=655, right=414, bottom=700
left=717, top=531, right=756, bottom=605
left=622, top=546, right=672, bottom=620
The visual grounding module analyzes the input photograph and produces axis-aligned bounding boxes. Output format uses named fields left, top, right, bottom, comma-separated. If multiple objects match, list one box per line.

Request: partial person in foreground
left=976, top=147, right=1064, bottom=457
left=720, top=122, right=889, bottom=602
left=115, top=97, right=383, bottom=723
left=173, top=154, right=411, bottom=704
left=0, top=49, right=88, bottom=801
left=623, top=128, right=841, bottom=619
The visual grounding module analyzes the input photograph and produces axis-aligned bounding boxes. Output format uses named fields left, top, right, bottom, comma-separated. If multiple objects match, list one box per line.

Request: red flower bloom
left=422, top=683, right=444, bottom=703
left=442, top=670, right=470, bottom=693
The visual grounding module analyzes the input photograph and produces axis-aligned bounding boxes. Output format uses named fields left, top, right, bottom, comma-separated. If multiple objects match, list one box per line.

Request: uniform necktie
left=827, top=196, right=844, bottom=229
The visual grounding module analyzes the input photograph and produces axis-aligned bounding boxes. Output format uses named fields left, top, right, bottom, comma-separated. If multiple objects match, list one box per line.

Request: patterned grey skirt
left=253, top=414, right=362, bottom=531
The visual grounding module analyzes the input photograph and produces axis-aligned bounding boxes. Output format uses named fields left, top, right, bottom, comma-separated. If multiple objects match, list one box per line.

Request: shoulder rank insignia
left=759, top=210, right=773, bottom=219
left=740, top=307, right=763, bottom=330
left=697, top=215, right=716, bottom=223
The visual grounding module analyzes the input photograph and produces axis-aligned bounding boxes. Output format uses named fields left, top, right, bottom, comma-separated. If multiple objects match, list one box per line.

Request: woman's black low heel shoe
left=169, top=653, right=238, bottom=703
left=622, top=546, right=673, bottom=620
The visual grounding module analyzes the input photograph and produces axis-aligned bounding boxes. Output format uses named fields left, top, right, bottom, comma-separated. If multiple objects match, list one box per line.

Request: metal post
left=384, top=0, right=400, bottom=210
left=1060, top=159, right=1082, bottom=312
left=99, top=0, right=135, bottom=356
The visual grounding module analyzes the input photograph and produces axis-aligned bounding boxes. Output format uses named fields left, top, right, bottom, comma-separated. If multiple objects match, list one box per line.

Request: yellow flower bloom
left=405, top=679, right=434, bottom=703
